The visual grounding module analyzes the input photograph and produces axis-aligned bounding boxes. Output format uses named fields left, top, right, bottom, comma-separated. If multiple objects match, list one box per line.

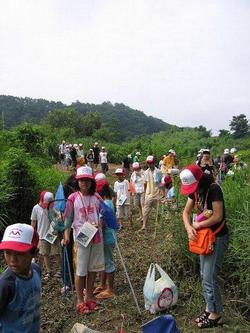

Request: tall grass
left=222, top=168, right=250, bottom=299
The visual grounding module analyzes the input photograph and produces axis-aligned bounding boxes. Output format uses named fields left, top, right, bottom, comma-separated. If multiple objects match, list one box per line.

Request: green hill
left=0, top=95, right=174, bottom=140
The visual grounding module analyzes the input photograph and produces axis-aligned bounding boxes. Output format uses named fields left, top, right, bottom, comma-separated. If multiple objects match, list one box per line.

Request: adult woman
left=197, top=149, right=215, bottom=176
left=180, top=164, right=229, bottom=329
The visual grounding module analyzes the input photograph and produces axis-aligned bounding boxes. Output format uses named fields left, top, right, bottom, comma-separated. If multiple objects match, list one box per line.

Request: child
left=86, top=148, right=94, bottom=169
left=94, top=182, right=117, bottom=299
left=0, top=223, right=41, bottom=333
left=160, top=175, right=175, bottom=201
left=130, top=162, right=145, bottom=222
left=31, top=191, right=61, bottom=279
left=139, top=155, right=162, bottom=231
left=114, top=168, right=132, bottom=228
left=63, top=166, right=105, bottom=314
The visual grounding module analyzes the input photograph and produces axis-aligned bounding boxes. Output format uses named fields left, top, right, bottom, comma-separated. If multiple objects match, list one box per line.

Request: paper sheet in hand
left=118, top=194, right=127, bottom=205
left=76, top=222, right=98, bottom=247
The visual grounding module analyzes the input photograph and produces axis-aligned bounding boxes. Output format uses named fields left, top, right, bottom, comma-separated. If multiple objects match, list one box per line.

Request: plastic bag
left=143, top=264, right=178, bottom=314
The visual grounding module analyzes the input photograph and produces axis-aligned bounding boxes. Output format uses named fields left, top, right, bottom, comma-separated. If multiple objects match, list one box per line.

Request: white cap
left=44, top=192, right=54, bottom=203
left=79, top=143, right=83, bottom=147
left=94, top=142, right=98, bottom=145
left=132, top=162, right=140, bottom=170
left=146, top=155, right=154, bottom=163
left=95, top=173, right=106, bottom=181
left=224, top=148, right=229, bottom=154
left=127, top=154, right=132, bottom=158
left=230, top=148, right=237, bottom=154
left=168, top=149, right=175, bottom=154
left=136, top=151, right=141, bottom=156
left=73, top=144, right=78, bottom=148
left=0, top=223, right=39, bottom=252
left=115, top=168, right=124, bottom=174
left=102, top=146, right=105, bottom=150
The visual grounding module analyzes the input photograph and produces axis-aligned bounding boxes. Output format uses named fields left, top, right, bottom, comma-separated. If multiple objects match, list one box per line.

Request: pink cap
left=75, top=166, right=94, bottom=180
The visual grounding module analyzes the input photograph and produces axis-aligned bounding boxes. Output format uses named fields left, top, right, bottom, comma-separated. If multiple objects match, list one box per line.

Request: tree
left=230, top=114, right=249, bottom=138
left=218, top=129, right=230, bottom=137
left=194, top=125, right=211, bottom=138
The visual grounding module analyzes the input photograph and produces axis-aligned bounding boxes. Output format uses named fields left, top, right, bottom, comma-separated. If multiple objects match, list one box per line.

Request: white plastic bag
left=143, top=263, right=178, bottom=314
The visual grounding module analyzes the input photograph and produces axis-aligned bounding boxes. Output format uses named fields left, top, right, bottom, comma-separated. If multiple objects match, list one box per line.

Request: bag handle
left=145, top=263, right=155, bottom=281
left=155, top=264, right=174, bottom=286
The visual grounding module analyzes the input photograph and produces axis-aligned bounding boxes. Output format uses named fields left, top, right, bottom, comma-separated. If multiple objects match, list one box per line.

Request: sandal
left=195, top=311, right=210, bottom=323
left=93, top=285, right=105, bottom=295
left=95, top=289, right=115, bottom=300
left=85, top=299, right=99, bottom=311
left=76, top=302, right=90, bottom=315
left=198, top=316, right=223, bottom=329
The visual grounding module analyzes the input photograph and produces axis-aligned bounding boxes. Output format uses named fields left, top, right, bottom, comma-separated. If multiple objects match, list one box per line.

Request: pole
left=115, top=240, right=141, bottom=315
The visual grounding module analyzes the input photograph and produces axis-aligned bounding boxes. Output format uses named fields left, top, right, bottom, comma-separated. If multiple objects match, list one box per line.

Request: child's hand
left=63, top=237, right=70, bottom=246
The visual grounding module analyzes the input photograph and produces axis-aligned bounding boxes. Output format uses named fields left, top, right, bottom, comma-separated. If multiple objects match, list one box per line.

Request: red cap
left=180, top=164, right=203, bottom=195
left=96, top=179, right=109, bottom=193
left=0, top=223, right=39, bottom=252
left=164, top=175, right=172, bottom=184
left=40, top=191, right=54, bottom=209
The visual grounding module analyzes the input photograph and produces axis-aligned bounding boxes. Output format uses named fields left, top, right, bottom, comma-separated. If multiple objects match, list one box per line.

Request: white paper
left=44, top=231, right=57, bottom=244
left=76, top=222, right=98, bottom=247
left=118, top=194, right=127, bottom=206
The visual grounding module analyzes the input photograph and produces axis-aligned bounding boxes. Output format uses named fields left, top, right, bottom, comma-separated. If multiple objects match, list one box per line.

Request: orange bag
left=189, top=222, right=225, bottom=255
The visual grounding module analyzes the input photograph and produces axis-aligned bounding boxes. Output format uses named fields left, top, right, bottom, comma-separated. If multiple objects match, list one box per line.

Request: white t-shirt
left=130, top=170, right=145, bottom=193
left=99, top=152, right=108, bottom=163
left=114, top=179, right=130, bottom=205
left=30, top=204, right=50, bottom=239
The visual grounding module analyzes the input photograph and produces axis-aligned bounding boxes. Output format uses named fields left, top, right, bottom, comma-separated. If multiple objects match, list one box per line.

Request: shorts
left=143, top=195, right=158, bottom=220
left=134, top=193, right=145, bottom=208
left=101, top=163, right=108, bottom=173
left=39, top=238, right=61, bottom=256
left=116, top=205, right=131, bottom=219
left=76, top=241, right=104, bottom=277
left=104, top=244, right=115, bottom=273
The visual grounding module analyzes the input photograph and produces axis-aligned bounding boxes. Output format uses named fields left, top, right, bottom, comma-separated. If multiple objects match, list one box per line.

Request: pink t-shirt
left=64, top=192, right=102, bottom=241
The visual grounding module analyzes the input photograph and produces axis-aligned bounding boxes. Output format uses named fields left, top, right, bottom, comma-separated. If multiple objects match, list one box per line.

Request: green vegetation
left=0, top=98, right=249, bottom=331
left=0, top=95, right=173, bottom=141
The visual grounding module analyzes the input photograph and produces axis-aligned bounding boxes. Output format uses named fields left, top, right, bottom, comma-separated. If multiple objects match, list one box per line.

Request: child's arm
left=31, top=219, right=37, bottom=230
left=0, top=274, right=15, bottom=315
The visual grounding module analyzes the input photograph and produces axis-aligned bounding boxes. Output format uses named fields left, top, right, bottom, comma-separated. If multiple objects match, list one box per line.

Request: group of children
left=0, top=152, right=178, bottom=331
left=59, top=141, right=109, bottom=174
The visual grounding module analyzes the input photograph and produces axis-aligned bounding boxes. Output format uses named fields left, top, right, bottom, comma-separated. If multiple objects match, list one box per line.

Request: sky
left=1, top=0, right=250, bottom=135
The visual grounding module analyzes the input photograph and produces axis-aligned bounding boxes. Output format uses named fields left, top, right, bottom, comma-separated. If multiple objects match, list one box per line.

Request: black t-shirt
left=189, top=183, right=228, bottom=237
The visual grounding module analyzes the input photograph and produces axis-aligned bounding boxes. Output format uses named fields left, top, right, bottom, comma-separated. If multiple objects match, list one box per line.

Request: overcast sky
left=1, top=0, right=250, bottom=134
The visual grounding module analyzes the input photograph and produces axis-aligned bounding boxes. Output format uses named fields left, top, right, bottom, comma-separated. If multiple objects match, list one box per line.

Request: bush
left=2, top=148, right=37, bottom=225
